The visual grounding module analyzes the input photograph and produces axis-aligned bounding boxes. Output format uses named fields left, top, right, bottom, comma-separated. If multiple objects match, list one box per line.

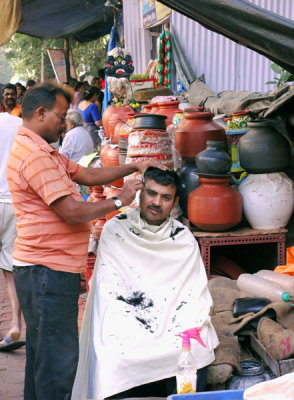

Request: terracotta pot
left=100, top=144, right=124, bottom=188
left=102, top=105, right=115, bottom=137
left=179, top=163, right=200, bottom=218
left=113, top=122, right=124, bottom=144
left=149, top=102, right=159, bottom=113
left=188, top=177, right=242, bottom=231
left=103, top=106, right=134, bottom=140
left=175, top=110, right=227, bottom=163
left=157, top=101, right=180, bottom=127
left=238, top=172, right=294, bottom=229
left=141, top=104, right=152, bottom=113
left=103, top=187, right=122, bottom=220
left=92, top=217, right=106, bottom=240
left=196, top=140, right=232, bottom=174
left=238, top=120, right=291, bottom=173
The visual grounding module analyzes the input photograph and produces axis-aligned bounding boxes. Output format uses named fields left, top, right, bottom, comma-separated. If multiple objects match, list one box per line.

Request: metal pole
left=64, top=38, right=71, bottom=82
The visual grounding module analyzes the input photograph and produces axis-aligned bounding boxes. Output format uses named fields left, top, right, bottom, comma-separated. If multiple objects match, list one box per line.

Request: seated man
left=60, top=109, right=94, bottom=162
left=72, top=167, right=219, bottom=400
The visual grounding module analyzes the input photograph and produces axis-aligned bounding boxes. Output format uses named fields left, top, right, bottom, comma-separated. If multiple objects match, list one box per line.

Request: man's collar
left=17, top=125, right=56, bottom=153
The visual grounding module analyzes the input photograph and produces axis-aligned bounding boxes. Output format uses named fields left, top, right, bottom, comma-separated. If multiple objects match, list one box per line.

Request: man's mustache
left=147, top=205, right=162, bottom=213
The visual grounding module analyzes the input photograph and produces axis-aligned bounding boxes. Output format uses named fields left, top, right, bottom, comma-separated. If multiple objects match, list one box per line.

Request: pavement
left=0, top=270, right=87, bottom=400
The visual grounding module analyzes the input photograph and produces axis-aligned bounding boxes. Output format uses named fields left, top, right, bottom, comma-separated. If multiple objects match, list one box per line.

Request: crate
left=168, top=390, right=244, bottom=400
left=86, top=256, right=96, bottom=292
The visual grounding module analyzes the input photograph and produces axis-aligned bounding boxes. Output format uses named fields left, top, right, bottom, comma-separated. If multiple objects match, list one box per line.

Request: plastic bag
left=243, top=371, right=294, bottom=399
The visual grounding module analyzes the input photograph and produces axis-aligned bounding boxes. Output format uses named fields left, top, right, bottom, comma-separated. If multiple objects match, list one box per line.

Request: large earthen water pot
left=149, top=102, right=159, bottom=113
left=103, top=105, right=134, bottom=140
left=157, top=101, right=180, bottom=127
left=196, top=141, right=232, bottom=174
left=175, top=110, right=227, bottom=163
left=188, top=176, right=242, bottom=231
left=100, top=144, right=124, bottom=188
left=238, top=120, right=291, bottom=173
left=102, top=105, right=115, bottom=137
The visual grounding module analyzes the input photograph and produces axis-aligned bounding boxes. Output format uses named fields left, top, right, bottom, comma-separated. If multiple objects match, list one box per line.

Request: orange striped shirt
left=7, top=126, right=91, bottom=273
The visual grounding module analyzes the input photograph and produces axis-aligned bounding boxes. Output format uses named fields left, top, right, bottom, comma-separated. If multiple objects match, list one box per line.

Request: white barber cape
left=72, top=208, right=219, bottom=400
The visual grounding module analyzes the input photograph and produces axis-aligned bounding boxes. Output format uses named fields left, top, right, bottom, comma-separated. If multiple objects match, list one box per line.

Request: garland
left=156, top=29, right=171, bottom=88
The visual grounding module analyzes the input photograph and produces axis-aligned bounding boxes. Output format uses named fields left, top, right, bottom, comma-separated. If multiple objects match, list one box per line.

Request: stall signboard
left=142, top=0, right=171, bottom=28
left=47, top=49, right=77, bottom=83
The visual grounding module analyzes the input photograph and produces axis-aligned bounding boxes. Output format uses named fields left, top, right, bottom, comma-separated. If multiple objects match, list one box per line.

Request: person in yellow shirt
left=1, top=83, right=22, bottom=117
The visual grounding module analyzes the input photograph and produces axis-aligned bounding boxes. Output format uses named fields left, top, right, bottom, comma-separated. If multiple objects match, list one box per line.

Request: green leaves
left=266, top=63, right=294, bottom=87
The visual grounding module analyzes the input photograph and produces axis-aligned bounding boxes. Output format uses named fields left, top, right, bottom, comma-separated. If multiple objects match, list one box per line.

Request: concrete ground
left=0, top=270, right=87, bottom=400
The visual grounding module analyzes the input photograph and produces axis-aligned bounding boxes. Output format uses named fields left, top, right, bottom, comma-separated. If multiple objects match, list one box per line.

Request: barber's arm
left=50, top=179, right=143, bottom=224
left=75, top=159, right=167, bottom=187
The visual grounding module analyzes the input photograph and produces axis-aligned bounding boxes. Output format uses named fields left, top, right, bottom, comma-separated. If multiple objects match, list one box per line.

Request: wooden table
left=192, top=226, right=287, bottom=277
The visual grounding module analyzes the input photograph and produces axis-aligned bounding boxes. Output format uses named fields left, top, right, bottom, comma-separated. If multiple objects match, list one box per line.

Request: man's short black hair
left=26, top=79, right=36, bottom=88
left=143, top=167, right=181, bottom=198
left=22, top=82, right=72, bottom=119
left=3, top=83, right=17, bottom=94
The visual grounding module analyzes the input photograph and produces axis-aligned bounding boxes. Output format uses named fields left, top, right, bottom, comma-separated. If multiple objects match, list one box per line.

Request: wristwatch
left=112, top=196, right=122, bottom=210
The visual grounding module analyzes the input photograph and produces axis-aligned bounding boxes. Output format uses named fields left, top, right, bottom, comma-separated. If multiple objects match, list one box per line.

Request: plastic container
left=237, top=273, right=293, bottom=302
left=167, top=390, right=244, bottom=400
left=256, top=270, right=294, bottom=293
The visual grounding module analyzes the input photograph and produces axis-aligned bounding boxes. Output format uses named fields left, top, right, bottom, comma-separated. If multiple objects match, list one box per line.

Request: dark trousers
left=13, top=264, right=80, bottom=400
left=107, top=367, right=208, bottom=399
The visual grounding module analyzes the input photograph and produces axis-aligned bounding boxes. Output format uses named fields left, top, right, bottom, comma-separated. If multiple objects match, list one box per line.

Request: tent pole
left=64, top=38, right=71, bottom=82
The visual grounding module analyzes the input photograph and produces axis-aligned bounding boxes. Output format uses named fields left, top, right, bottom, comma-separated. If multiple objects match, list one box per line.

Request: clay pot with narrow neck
left=100, top=144, right=124, bottom=188
left=157, top=101, right=181, bottom=127
left=196, top=141, right=232, bottom=174
left=175, top=110, right=227, bottom=163
left=188, top=176, right=242, bottom=231
left=103, top=105, right=134, bottom=140
left=238, top=120, right=291, bottom=173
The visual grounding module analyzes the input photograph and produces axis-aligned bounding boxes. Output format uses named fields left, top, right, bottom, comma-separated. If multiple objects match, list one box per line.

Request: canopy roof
left=1, top=0, right=294, bottom=74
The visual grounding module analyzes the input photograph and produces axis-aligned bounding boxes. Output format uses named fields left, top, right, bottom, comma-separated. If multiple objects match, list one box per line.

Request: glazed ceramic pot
left=179, top=164, right=200, bottom=217
left=238, top=120, right=291, bottom=173
left=188, top=177, right=242, bottom=231
left=196, top=141, right=232, bottom=174
left=100, top=144, right=124, bottom=188
left=175, top=110, right=227, bottom=163
left=238, top=172, right=294, bottom=229
left=157, top=101, right=181, bottom=127
left=133, top=114, right=167, bottom=130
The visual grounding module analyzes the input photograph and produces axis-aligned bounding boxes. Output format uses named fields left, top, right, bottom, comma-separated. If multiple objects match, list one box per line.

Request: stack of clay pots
left=125, top=114, right=174, bottom=179
left=188, top=140, right=243, bottom=232
left=87, top=185, right=107, bottom=240
left=238, top=119, right=293, bottom=229
left=102, top=105, right=134, bottom=143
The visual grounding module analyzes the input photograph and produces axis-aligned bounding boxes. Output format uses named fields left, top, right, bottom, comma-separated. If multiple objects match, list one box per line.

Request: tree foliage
left=4, top=33, right=109, bottom=82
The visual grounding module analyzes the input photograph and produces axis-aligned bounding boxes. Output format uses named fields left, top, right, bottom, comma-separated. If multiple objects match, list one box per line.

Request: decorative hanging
left=155, top=29, right=171, bottom=88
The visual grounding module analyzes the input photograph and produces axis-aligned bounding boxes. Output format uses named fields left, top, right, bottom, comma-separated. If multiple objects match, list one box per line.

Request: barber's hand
left=135, top=159, right=168, bottom=174
left=118, top=179, right=144, bottom=207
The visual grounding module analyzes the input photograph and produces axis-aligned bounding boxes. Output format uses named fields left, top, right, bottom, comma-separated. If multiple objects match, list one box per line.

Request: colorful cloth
left=72, top=208, right=219, bottom=400
left=78, top=103, right=101, bottom=125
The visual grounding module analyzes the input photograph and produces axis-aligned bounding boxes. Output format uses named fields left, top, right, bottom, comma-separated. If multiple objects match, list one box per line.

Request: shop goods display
left=118, top=136, right=128, bottom=165
left=226, top=360, right=273, bottom=391
left=188, top=176, right=242, bottom=231
left=175, top=110, right=227, bottom=163
left=156, top=29, right=171, bottom=88
left=238, top=172, right=294, bottom=229
left=238, top=120, right=291, bottom=173
left=106, top=106, right=134, bottom=142
left=100, top=144, right=124, bottom=188
left=157, top=101, right=181, bottom=127
left=179, top=164, right=200, bottom=218
left=195, top=141, right=232, bottom=175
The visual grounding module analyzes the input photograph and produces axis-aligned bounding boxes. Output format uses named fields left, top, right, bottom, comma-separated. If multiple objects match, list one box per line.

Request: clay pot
left=188, top=177, right=242, bottom=231
left=92, top=217, right=106, bottom=240
left=157, top=101, right=180, bottom=127
left=196, top=141, right=232, bottom=174
left=103, top=105, right=134, bottom=140
left=175, top=110, right=227, bottom=163
left=133, top=114, right=167, bottom=130
left=149, top=102, right=159, bottom=113
left=238, top=120, right=291, bottom=173
left=238, top=172, right=294, bottom=229
left=141, top=104, right=152, bottom=113
left=179, top=163, right=200, bottom=218
left=100, top=144, right=124, bottom=188
left=113, top=121, right=124, bottom=144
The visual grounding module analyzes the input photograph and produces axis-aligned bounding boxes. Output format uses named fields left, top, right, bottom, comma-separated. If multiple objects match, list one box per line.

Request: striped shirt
left=7, top=126, right=91, bottom=273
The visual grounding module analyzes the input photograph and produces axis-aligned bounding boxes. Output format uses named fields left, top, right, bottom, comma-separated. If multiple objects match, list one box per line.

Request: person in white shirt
left=60, top=109, right=94, bottom=162
left=0, top=113, right=24, bottom=351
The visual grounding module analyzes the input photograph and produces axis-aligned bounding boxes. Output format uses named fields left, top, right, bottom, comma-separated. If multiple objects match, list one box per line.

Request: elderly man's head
left=65, top=109, right=84, bottom=132
left=140, top=167, right=181, bottom=225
